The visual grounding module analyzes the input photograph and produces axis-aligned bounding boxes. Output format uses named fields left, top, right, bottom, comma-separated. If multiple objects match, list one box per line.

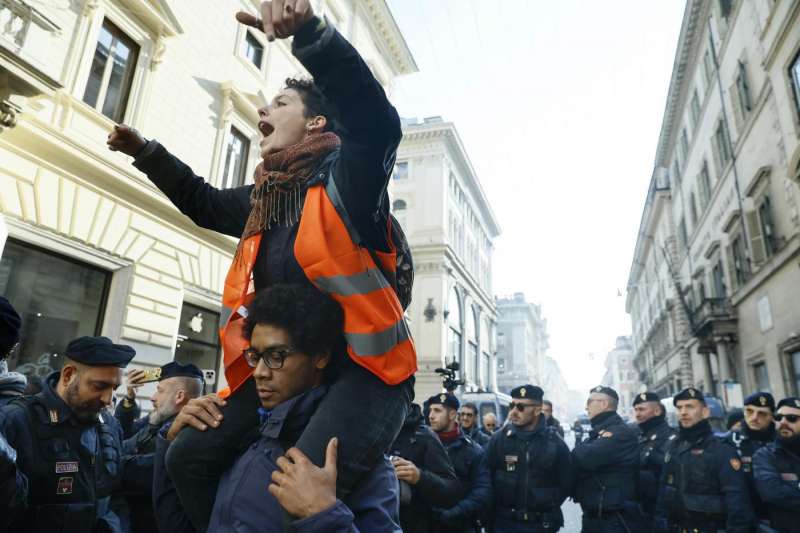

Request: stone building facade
left=389, top=117, right=501, bottom=401
left=627, top=0, right=800, bottom=403
left=600, top=336, right=641, bottom=420
left=0, top=0, right=415, bottom=402
left=495, top=293, right=548, bottom=394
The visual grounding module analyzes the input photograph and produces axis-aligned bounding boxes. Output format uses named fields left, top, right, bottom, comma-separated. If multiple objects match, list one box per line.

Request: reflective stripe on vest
left=220, top=176, right=416, bottom=392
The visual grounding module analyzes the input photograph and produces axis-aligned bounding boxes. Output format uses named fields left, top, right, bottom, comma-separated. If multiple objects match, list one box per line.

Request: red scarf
left=238, top=132, right=341, bottom=250
left=438, top=425, right=461, bottom=445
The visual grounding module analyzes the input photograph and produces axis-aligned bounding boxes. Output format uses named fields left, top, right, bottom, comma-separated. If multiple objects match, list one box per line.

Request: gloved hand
left=0, top=432, right=18, bottom=479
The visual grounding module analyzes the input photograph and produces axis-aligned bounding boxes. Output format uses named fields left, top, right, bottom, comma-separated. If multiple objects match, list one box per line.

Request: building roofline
left=362, top=0, right=418, bottom=76
left=401, top=119, right=502, bottom=236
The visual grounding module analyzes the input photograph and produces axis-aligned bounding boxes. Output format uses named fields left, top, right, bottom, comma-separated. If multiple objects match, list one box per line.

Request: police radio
left=434, top=360, right=464, bottom=392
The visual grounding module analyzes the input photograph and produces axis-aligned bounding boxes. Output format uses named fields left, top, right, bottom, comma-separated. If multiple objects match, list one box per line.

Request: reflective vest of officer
left=220, top=174, right=417, bottom=393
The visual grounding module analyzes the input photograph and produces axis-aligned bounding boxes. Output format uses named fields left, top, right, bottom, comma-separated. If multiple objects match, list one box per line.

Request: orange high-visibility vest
left=219, top=175, right=417, bottom=393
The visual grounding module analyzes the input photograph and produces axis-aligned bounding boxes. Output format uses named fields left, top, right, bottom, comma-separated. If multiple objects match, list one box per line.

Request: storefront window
left=0, top=240, right=109, bottom=378
left=175, top=302, right=221, bottom=391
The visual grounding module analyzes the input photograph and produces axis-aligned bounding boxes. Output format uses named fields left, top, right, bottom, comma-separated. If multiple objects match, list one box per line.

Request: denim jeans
left=165, top=358, right=414, bottom=531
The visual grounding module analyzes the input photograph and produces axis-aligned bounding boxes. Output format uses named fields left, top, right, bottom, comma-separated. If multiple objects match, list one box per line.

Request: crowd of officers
left=2, top=287, right=800, bottom=532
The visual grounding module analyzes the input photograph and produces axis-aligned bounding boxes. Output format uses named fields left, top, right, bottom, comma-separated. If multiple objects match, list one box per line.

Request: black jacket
left=390, top=404, right=462, bottom=533
left=132, top=17, right=400, bottom=293
left=464, top=425, right=491, bottom=448
left=571, top=411, right=639, bottom=514
left=753, top=440, right=800, bottom=532
left=637, top=415, right=676, bottom=513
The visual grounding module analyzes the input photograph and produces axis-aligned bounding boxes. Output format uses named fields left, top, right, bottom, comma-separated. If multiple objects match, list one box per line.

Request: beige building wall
left=0, top=0, right=415, bottom=403
left=628, top=0, right=800, bottom=403
left=389, top=117, right=501, bottom=402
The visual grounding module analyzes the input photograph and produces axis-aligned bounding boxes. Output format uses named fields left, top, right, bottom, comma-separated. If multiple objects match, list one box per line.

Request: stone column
left=702, top=352, right=715, bottom=394
left=716, top=341, right=733, bottom=383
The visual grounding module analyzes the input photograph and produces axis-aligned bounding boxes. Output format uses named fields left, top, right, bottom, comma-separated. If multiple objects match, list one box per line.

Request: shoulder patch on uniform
left=56, top=476, right=73, bottom=495
left=730, top=458, right=742, bottom=471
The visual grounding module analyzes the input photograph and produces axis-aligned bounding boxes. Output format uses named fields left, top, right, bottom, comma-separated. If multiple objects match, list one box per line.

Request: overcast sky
left=387, top=0, right=686, bottom=391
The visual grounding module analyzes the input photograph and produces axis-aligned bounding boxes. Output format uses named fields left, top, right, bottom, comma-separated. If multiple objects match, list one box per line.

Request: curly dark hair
left=243, top=284, right=345, bottom=361
left=284, top=77, right=341, bottom=134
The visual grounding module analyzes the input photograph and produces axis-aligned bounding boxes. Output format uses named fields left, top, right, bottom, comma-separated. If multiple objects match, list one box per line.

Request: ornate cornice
left=361, top=0, right=417, bottom=76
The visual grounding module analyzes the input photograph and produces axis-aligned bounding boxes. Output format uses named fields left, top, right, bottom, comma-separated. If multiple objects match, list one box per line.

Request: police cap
left=65, top=336, right=135, bottom=367
left=744, top=391, right=775, bottom=411
left=590, top=385, right=618, bottom=401
left=511, top=384, right=544, bottom=401
left=673, top=387, right=705, bottom=406
left=0, top=296, right=21, bottom=355
left=427, top=392, right=459, bottom=410
left=633, top=391, right=660, bottom=406
left=777, top=397, right=800, bottom=410
left=160, top=361, right=204, bottom=381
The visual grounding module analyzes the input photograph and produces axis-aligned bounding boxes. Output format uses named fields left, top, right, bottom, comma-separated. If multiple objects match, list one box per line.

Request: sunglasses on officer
left=509, top=401, right=540, bottom=412
left=775, top=413, right=800, bottom=423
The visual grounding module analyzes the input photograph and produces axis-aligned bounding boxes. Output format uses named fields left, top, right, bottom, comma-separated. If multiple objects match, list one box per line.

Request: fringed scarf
left=237, top=132, right=341, bottom=256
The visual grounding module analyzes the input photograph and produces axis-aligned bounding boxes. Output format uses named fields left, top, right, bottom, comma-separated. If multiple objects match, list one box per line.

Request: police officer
left=427, top=393, right=491, bottom=532
left=0, top=336, right=134, bottom=532
left=487, top=384, right=572, bottom=532
left=390, top=402, right=462, bottom=533
left=572, top=385, right=640, bottom=532
left=459, top=401, right=491, bottom=448
left=753, top=397, right=800, bottom=532
left=725, top=391, right=776, bottom=522
left=543, top=400, right=565, bottom=439
left=655, top=387, right=755, bottom=532
left=633, top=391, right=676, bottom=526
left=115, top=361, right=204, bottom=533
left=0, top=296, right=26, bottom=406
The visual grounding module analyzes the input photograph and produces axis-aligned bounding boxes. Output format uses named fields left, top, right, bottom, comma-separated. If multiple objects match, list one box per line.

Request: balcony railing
left=691, top=297, right=737, bottom=341
left=1, top=0, right=59, bottom=48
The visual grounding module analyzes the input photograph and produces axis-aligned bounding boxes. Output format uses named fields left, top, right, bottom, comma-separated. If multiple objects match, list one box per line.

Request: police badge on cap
left=744, top=391, right=775, bottom=411
left=427, top=393, right=459, bottom=410
left=673, top=387, right=706, bottom=406
left=633, top=391, right=660, bottom=406
left=511, top=385, right=543, bottom=401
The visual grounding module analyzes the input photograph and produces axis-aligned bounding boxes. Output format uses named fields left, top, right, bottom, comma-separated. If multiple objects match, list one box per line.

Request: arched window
left=447, top=286, right=462, bottom=369
left=392, top=199, right=407, bottom=211
left=480, top=317, right=491, bottom=388
left=464, top=299, right=478, bottom=385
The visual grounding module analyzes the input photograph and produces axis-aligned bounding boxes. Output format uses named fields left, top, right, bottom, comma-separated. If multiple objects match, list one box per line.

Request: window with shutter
left=712, top=260, right=727, bottom=298
left=758, top=196, right=777, bottom=256
left=729, top=233, right=750, bottom=287
left=697, top=161, right=712, bottom=211
left=689, top=191, right=699, bottom=227
left=690, top=90, right=701, bottom=129
left=745, top=209, right=768, bottom=265
left=790, top=50, right=800, bottom=119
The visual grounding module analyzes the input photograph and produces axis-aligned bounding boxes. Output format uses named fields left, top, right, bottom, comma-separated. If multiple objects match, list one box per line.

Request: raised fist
left=107, top=124, right=147, bottom=157
left=236, top=0, right=315, bottom=42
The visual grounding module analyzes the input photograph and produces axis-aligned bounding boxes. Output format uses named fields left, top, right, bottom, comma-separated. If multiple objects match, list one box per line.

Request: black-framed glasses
left=243, top=346, right=297, bottom=369
left=509, top=402, right=539, bottom=412
left=775, top=414, right=800, bottom=423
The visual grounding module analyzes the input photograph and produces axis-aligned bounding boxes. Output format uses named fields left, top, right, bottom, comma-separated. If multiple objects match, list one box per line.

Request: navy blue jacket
left=436, top=431, right=491, bottom=530
left=153, top=385, right=401, bottom=532
left=0, top=372, right=127, bottom=532
left=753, top=440, right=800, bottom=531
left=571, top=411, right=639, bottom=513
left=655, top=421, right=755, bottom=532
left=463, top=425, right=491, bottom=448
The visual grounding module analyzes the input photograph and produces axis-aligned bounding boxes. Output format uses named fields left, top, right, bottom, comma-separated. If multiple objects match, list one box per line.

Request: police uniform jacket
left=0, top=372, right=125, bottom=533
left=546, top=416, right=565, bottom=438
left=637, top=415, right=676, bottom=513
left=753, top=440, right=800, bottom=532
left=435, top=431, right=491, bottom=532
left=571, top=411, right=639, bottom=515
left=487, top=416, right=572, bottom=529
left=724, top=425, right=775, bottom=520
left=655, top=420, right=755, bottom=532
left=464, top=425, right=491, bottom=448
left=390, top=404, right=461, bottom=533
